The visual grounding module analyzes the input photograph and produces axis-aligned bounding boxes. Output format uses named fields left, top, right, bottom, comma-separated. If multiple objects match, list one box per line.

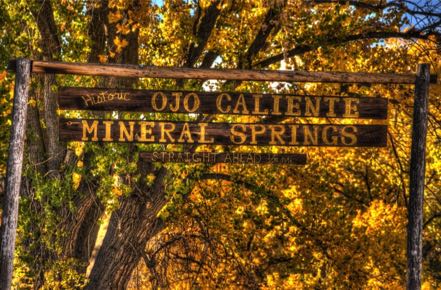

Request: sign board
left=140, top=152, right=307, bottom=164
left=58, top=87, right=388, bottom=119
left=60, top=119, right=387, bottom=147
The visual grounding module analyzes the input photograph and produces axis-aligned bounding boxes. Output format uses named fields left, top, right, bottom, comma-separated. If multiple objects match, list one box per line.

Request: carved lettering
left=152, top=92, right=167, bottom=111
left=322, top=125, right=338, bottom=145
left=304, top=126, right=319, bottom=145
left=269, top=125, right=285, bottom=145
left=343, top=98, right=359, bottom=118
left=252, top=94, right=269, bottom=115
left=250, top=124, right=266, bottom=145
left=183, top=93, right=200, bottom=113
left=119, top=121, right=135, bottom=141
left=103, top=121, right=114, bottom=141
left=216, top=93, right=232, bottom=113
left=178, top=123, right=194, bottom=143
left=341, top=126, right=358, bottom=145
left=169, top=92, right=182, bottom=112
left=286, top=96, right=301, bottom=116
left=198, top=123, right=214, bottom=144
left=289, top=125, right=300, bottom=145
left=305, top=97, right=321, bottom=117
left=138, top=121, right=155, bottom=142
left=324, top=97, right=339, bottom=117
left=230, top=124, right=247, bottom=144
left=233, top=94, right=249, bottom=114
left=63, top=120, right=385, bottom=147
left=159, top=122, right=175, bottom=142
left=81, top=120, right=98, bottom=141
left=60, top=89, right=386, bottom=119
left=271, top=95, right=282, bottom=115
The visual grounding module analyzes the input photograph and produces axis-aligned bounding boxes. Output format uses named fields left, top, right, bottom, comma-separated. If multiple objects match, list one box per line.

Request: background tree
left=0, top=0, right=440, bottom=288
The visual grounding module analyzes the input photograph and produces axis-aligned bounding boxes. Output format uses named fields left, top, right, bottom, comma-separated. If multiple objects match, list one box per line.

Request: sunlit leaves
left=0, top=0, right=440, bottom=288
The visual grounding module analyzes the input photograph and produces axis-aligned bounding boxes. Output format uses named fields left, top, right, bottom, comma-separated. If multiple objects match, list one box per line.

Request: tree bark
left=30, top=0, right=64, bottom=172
left=86, top=168, right=167, bottom=289
left=63, top=177, right=103, bottom=263
left=0, top=58, right=31, bottom=290
left=87, top=0, right=109, bottom=63
left=407, top=64, right=430, bottom=290
left=184, top=1, right=221, bottom=68
left=31, top=0, right=61, bottom=60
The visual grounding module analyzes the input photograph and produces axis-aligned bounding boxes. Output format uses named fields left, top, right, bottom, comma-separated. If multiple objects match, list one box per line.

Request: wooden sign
left=3, top=60, right=433, bottom=290
left=59, top=119, right=387, bottom=147
left=58, top=87, right=388, bottom=119
left=140, top=152, right=307, bottom=164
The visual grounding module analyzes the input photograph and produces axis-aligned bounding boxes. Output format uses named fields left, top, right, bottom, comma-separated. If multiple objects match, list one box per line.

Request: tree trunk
left=86, top=168, right=167, bottom=289
left=85, top=3, right=286, bottom=288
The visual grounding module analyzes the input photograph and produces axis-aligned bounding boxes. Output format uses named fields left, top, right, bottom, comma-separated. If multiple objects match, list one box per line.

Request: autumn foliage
left=0, top=0, right=440, bottom=289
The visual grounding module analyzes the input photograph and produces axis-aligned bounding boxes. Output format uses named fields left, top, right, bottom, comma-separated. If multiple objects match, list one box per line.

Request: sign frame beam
left=8, top=59, right=438, bottom=84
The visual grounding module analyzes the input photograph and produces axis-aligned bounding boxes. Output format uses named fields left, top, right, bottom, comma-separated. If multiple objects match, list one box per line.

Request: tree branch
left=197, top=173, right=333, bottom=260
left=87, top=0, right=109, bottom=63
left=30, top=0, right=64, bottom=172
left=255, top=30, right=437, bottom=68
left=240, top=2, right=286, bottom=69
left=312, top=0, right=441, bottom=18
left=200, top=50, right=219, bottom=69
left=30, top=0, right=61, bottom=60
left=184, top=0, right=221, bottom=68
left=424, top=212, right=441, bottom=229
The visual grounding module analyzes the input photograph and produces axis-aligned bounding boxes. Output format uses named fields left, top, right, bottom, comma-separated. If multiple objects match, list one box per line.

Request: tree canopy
left=0, top=0, right=440, bottom=289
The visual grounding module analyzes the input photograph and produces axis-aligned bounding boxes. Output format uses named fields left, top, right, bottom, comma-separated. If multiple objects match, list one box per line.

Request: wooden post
left=407, top=63, right=430, bottom=290
left=0, top=59, right=31, bottom=290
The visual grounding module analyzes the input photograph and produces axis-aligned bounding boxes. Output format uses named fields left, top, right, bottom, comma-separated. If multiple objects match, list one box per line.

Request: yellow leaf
left=0, top=70, right=7, bottom=81
left=116, top=23, right=131, bottom=35
left=108, top=11, right=122, bottom=24
left=113, top=37, right=129, bottom=52
left=98, top=54, right=108, bottom=63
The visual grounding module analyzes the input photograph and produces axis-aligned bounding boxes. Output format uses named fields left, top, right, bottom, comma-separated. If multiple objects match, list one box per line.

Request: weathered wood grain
left=58, top=87, right=388, bottom=119
left=8, top=59, right=437, bottom=84
left=59, top=119, right=388, bottom=147
left=407, top=64, right=430, bottom=290
left=0, top=59, right=31, bottom=290
left=139, top=152, right=307, bottom=164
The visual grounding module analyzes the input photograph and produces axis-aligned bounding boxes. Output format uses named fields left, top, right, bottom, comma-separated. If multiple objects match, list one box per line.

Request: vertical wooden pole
left=407, top=63, right=430, bottom=290
left=0, top=59, right=31, bottom=290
